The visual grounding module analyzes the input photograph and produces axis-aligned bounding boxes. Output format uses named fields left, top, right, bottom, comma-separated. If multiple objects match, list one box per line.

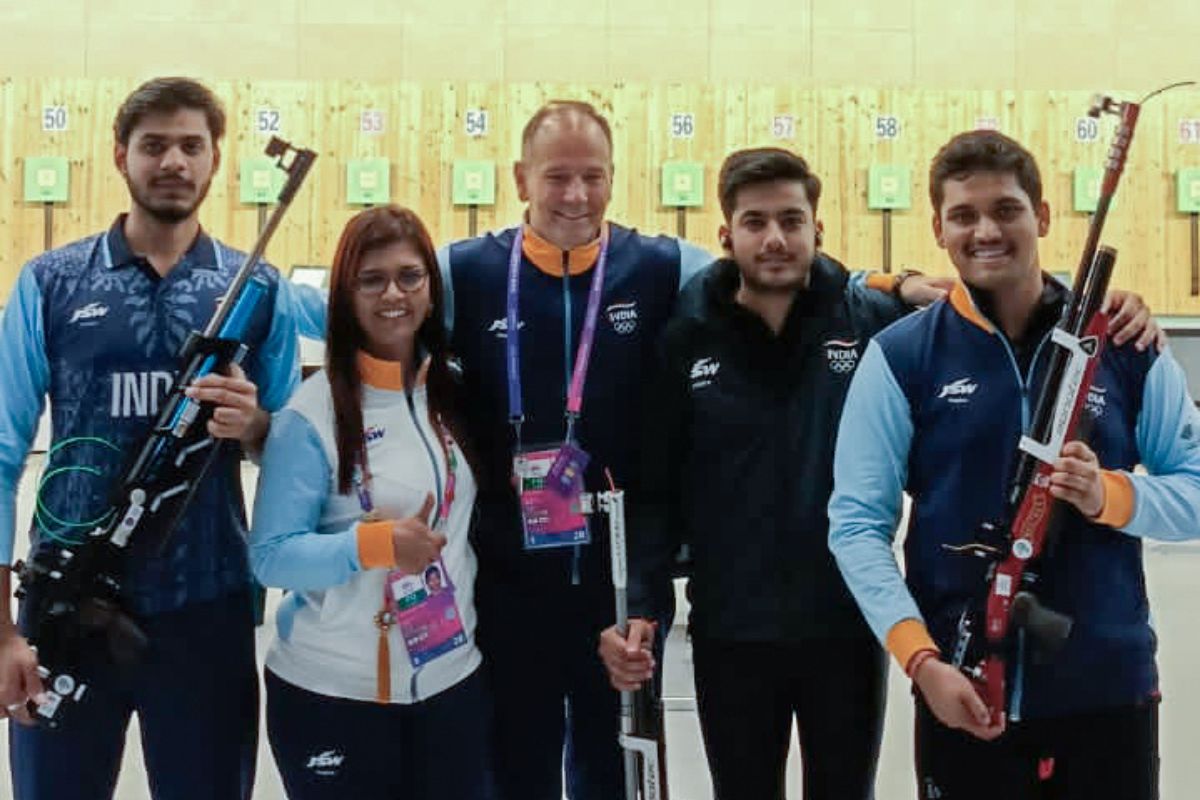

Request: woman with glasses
left=250, top=205, right=493, bottom=799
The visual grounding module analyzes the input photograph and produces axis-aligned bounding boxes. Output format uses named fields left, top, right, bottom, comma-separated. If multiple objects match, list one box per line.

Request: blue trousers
left=9, top=590, right=258, bottom=800
left=266, top=668, right=495, bottom=799
left=477, top=581, right=670, bottom=800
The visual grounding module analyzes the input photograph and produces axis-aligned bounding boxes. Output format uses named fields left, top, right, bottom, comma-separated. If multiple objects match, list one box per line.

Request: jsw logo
left=487, top=318, right=526, bottom=338
left=689, top=357, right=720, bottom=380
left=306, top=750, right=345, bottom=771
left=69, top=302, right=109, bottom=324
left=365, top=426, right=386, bottom=444
left=937, top=378, right=978, bottom=404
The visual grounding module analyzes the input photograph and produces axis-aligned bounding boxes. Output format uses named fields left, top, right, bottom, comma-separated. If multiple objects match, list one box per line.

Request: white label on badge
left=36, top=169, right=57, bottom=188
left=670, top=112, right=696, bottom=139
left=251, top=170, right=271, bottom=190
left=42, top=105, right=68, bottom=132
left=391, top=574, right=423, bottom=598
left=994, top=574, right=1013, bottom=598
left=358, top=171, right=378, bottom=190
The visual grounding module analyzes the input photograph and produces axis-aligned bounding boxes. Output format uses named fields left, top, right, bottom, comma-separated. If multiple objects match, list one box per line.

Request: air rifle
left=601, top=489, right=669, bottom=800
left=949, top=87, right=1192, bottom=723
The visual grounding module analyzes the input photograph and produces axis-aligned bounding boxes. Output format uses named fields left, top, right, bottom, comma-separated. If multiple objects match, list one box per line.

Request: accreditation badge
left=387, top=559, right=468, bottom=668
left=514, top=445, right=591, bottom=550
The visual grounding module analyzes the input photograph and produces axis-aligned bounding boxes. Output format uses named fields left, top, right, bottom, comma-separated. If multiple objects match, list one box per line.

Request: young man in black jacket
left=600, top=147, right=928, bottom=799
left=597, top=147, right=1158, bottom=800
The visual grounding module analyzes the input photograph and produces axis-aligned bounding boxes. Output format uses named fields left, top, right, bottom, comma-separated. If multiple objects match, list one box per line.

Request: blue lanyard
left=505, top=226, right=610, bottom=444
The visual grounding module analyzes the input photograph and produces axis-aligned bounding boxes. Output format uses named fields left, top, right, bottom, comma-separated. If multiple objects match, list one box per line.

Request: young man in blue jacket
left=0, top=77, right=302, bottom=800
left=829, top=130, right=1200, bottom=799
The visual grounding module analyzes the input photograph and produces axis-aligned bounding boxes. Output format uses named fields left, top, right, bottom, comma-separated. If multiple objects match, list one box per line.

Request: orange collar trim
left=948, top=281, right=995, bottom=334
left=522, top=223, right=608, bottom=278
left=357, top=351, right=428, bottom=391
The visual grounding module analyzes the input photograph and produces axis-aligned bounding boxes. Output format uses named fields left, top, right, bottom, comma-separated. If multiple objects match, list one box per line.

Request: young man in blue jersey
left=829, top=130, right=1200, bottom=799
left=0, top=77, right=302, bottom=799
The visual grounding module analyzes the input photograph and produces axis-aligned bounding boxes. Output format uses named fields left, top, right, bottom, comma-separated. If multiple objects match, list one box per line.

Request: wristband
left=892, top=269, right=923, bottom=299
left=905, top=647, right=940, bottom=680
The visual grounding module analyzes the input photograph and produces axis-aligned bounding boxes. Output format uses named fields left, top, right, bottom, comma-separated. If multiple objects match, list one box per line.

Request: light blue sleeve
left=847, top=271, right=870, bottom=289
left=249, top=409, right=365, bottom=590
left=436, top=244, right=455, bottom=336
left=0, top=268, right=50, bottom=564
left=280, top=279, right=327, bottom=341
left=1119, top=350, right=1200, bottom=541
left=252, top=279, right=303, bottom=413
left=827, top=340, right=925, bottom=644
left=677, top=239, right=713, bottom=290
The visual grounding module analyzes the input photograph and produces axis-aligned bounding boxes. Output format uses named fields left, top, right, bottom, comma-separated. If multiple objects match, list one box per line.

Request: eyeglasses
left=354, top=268, right=429, bottom=295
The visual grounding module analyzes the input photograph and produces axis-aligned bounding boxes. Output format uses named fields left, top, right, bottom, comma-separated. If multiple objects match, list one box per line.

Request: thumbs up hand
left=389, top=493, right=447, bottom=575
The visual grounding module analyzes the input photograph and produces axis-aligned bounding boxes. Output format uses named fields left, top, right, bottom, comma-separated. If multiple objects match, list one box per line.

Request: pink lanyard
left=356, top=420, right=457, bottom=530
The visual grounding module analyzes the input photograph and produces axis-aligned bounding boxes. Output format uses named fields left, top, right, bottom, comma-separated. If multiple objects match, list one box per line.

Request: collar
left=521, top=222, right=608, bottom=278
left=706, top=254, right=848, bottom=341
left=706, top=253, right=846, bottom=312
left=948, top=276, right=1067, bottom=337
left=947, top=282, right=995, bottom=333
left=105, top=213, right=217, bottom=271
left=357, top=350, right=429, bottom=391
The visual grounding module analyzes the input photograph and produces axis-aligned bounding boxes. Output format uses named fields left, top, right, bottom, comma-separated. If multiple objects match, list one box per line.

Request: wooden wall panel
left=1, top=80, right=1198, bottom=315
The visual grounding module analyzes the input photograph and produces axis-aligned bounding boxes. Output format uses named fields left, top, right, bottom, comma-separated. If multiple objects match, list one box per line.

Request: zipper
left=562, top=251, right=582, bottom=586
left=406, top=389, right=443, bottom=524
left=404, top=386, right=444, bottom=703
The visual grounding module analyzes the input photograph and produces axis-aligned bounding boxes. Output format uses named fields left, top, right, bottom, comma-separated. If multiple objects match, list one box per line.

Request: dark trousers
left=9, top=590, right=258, bottom=800
left=914, top=696, right=1159, bottom=800
left=477, top=582, right=633, bottom=800
left=692, top=636, right=888, bottom=800
left=266, top=668, right=495, bottom=800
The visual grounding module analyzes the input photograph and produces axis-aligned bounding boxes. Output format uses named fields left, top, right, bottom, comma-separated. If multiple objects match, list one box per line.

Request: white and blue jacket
left=829, top=280, right=1200, bottom=719
left=251, top=354, right=482, bottom=704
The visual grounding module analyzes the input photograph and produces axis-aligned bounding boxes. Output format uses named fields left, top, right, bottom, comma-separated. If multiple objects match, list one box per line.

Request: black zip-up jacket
left=627, top=255, right=908, bottom=642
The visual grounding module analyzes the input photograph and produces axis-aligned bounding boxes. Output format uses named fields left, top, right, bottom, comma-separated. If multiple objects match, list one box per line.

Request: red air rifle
left=951, top=92, right=1149, bottom=724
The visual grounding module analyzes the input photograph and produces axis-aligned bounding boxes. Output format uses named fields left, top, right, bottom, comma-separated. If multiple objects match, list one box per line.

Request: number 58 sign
left=874, top=115, right=900, bottom=140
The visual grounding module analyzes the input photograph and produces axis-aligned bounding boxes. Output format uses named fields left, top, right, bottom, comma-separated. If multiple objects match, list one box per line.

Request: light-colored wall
left=2, top=80, right=1199, bottom=312
left=0, top=0, right=1196, bottom=87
